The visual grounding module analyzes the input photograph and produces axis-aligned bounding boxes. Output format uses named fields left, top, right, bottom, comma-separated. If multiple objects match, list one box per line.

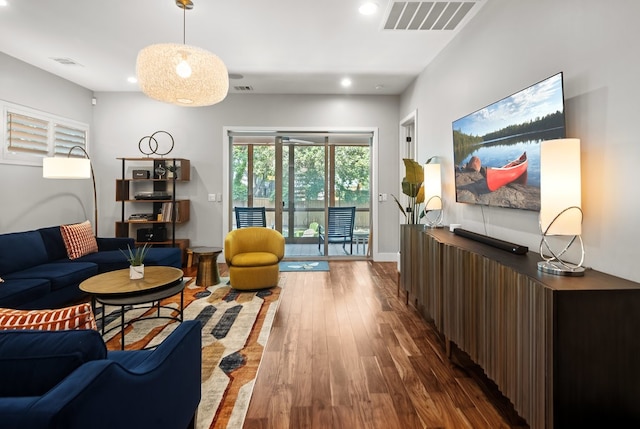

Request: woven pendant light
left=136, top=0, right=229, bottom=107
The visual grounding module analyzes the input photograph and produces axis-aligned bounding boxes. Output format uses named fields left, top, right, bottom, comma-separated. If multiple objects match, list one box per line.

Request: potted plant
left=392, top=157, right=435, bottom=224
left=167, top=164, right=179, bottom=179
left=121, top=243, right=151, bottom=279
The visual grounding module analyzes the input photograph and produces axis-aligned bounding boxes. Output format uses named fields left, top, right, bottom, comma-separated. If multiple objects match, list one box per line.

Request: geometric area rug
left=98, top=275, right=284, bottom=429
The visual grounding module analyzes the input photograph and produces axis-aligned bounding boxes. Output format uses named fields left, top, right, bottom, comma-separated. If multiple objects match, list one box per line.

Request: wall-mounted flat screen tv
left=452, top=72, right=565, bottom=211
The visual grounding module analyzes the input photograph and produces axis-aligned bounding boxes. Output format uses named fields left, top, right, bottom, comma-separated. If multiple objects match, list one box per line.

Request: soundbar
left=453, top=228, right=528, bottom=255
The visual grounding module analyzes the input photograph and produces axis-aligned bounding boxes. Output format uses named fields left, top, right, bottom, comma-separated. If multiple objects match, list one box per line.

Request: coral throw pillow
left=0, top=303, right=97, bottom=331
left=60, top=220, right=98, bottom=260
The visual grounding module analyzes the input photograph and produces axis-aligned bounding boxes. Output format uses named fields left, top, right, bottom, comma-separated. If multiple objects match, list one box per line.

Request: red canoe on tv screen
left=485, top=152, right=528, bottom=192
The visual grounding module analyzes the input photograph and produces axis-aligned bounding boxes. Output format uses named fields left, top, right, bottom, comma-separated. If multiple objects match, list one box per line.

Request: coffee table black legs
left=120, top=305, right=126, bottom=350
left=97, top=284, right=185, bottom=350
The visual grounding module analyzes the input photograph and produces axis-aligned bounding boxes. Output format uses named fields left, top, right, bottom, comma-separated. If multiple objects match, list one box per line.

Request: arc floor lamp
left=42, top=146, right=98, bottom=234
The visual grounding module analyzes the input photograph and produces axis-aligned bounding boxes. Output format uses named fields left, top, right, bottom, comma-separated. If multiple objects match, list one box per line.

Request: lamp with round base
left=538, top=206, right=585, bottom=276
left=537, top=138, right=585, bottom=277
left=423, top=162, right=443, bottom=228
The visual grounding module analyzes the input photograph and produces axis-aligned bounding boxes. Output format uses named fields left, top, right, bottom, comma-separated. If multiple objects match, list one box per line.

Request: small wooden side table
left=189, top=246, right=223, bottom=286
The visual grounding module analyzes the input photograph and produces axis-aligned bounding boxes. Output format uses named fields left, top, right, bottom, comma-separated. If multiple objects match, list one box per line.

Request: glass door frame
left=222, top=126, right=379, bottom=260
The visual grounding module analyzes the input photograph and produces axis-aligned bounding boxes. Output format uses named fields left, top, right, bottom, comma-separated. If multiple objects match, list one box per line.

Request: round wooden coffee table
left=188, top=246, right=223, bottom=286
left=80, top=266, right=184, bottom=349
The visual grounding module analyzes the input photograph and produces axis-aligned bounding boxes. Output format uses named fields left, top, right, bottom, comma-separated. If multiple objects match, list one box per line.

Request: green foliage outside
left=232, top=144, right=370, bottom=206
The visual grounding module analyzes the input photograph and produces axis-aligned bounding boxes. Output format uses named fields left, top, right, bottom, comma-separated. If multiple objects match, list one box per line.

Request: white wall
left=400, top=0, right=640, bottom=282
left=0, top=52, right=94, bottom=233
left=0, top=50, right=401, bottom=258
left=91, top=92, right=400, bottom=257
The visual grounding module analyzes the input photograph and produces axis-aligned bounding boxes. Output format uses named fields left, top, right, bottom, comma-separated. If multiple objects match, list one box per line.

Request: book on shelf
left=161, top=202, right=180, bottom=222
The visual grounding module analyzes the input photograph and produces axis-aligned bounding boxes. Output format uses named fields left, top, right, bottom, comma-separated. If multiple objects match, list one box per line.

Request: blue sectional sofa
left=0, top=226, right=182, bottom=310
left=0, top=320, right=202, bottom=429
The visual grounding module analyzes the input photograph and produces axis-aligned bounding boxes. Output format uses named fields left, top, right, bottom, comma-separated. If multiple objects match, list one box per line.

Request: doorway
left=399, top=111, right=417, bottom=224
left=227, top=130, right=373, bottom=260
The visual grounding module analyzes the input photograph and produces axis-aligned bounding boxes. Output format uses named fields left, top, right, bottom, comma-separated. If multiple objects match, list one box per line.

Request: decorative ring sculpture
left=138, top=130, right=174, bottom=156
left=423, top=196, right=443, bottom=228
left=538, top=206, right=585, bottom=275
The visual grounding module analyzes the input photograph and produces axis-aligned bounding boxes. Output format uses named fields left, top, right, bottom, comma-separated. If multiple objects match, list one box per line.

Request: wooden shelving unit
left=116, top=157, right=191, bottom=263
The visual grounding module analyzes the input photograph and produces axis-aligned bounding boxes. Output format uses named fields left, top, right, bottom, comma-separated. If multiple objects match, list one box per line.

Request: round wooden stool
left=188, top=247, right=223, bottom=286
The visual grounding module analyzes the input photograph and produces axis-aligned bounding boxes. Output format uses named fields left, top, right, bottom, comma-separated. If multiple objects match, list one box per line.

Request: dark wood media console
left=400, top=225, right=640, bottom=429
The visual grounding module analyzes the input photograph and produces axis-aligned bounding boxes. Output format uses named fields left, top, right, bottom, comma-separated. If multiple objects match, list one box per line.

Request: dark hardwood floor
left=241, top=261, right=529, bottom=429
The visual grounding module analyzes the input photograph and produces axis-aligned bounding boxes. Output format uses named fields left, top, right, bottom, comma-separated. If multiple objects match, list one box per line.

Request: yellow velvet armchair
left=224, top=227, right=285, bottom=290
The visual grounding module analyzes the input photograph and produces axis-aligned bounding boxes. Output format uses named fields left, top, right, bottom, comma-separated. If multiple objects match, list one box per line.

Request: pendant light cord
left=182, top=3, right=186, bottom=44
left=176, top=0, right=193, bottom=44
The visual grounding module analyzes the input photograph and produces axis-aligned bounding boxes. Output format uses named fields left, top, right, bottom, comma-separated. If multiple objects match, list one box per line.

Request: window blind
left=54, top=123, right=87, bottom=157
left=2, top=100, right=89, bottom=166
left=6, top=112, right=49, bottom=156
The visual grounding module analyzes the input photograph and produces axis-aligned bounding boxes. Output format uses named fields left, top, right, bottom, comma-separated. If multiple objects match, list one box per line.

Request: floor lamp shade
left=423, top=163, right=442, bottom=210
left=539, top=138, right=582, bottom=236
left=43, top=155, right=97, bottom=234
left=42, top=158, right=91, bottom=179
left=136, top=43, right=229, bottom=107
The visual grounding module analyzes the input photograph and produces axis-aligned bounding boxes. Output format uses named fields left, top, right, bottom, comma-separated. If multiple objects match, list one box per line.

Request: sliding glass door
left=230, top=131, right=371, bottom=259
left=231, top=143, right=277, bottom=227
left=281, top=138, right=325, bottom=251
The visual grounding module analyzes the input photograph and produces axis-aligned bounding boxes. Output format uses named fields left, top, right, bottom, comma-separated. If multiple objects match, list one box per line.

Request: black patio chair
left=318, top=206, right=356, bottom=255
left=234, top=206, right=266, bottom=228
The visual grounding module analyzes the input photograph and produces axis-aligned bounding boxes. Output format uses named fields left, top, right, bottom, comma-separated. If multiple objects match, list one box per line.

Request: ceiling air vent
left=50, top=57, right=83, bottom=66
left=233, top=85, right=254, bottom=92
left=384, top=1, right=476, bottom=31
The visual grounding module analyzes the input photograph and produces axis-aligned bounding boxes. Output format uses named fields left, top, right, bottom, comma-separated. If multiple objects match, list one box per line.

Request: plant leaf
left=403, top=158, right=424, bottom=186
left=391, top=194, right=407, bottom=220
left=416, top=183, right=425, bottom=204
left=401, top=158, right=423, bottom=198
left=120, top=242, right=151, bottom=266
left=401, top=180, right=420, bottom=198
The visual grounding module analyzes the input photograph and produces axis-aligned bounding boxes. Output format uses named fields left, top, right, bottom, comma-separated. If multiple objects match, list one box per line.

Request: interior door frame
left=399, top=110, right=417, bottom=226
left=222, top=126, right=379, bottom=259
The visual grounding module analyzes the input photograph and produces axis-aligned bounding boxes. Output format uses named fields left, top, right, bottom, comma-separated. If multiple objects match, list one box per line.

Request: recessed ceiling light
left=0, top=1, right=8, bottom=7
left=359, top=2, right=378, bottom=15
left=375, top=84, right=384, bottom=90
left=341, top=78, right=352, bottom=88
left=127, top=76, right=138, bottom=84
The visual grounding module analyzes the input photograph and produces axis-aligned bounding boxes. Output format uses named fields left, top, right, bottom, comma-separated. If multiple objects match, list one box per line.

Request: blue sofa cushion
left=0, top=329, right=106, bottom=397
left=39, top=227, right=134, bottom=262
left=75, top=247, right=181, bottom=274
left=4, top=262, right=97, bottom=291
left=0, top=278, right=51, bottom=309
left=74, top=250, right=129, bottom=274
left=96, top=237, right=135, bottom=252
left=144, top=247, right=182, bottom=268
left=0, top=231, right=49, bottom=276
left=37, top=226, right=68, bottom=262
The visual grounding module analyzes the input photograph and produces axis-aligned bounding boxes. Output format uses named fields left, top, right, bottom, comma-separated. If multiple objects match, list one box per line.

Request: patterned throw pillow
left=0, top=302, right=97, bottom=331
left=60, top=220, right=98, bottom=260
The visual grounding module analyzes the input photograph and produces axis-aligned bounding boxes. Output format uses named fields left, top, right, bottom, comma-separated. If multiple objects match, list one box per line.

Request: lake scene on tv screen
left=452, top=72, right=565, bottom=211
